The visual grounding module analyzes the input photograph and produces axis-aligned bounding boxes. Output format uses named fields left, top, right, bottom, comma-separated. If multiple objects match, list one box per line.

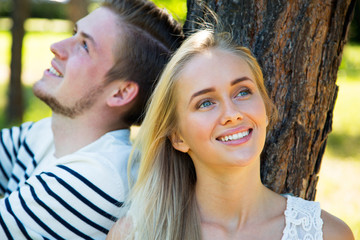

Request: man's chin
left=32, top=83, right=72, bottom=118
left=32, top=80, right=102, bottom=119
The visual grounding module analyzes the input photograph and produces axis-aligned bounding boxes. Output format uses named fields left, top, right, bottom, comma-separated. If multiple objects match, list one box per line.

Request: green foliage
left=151, top=0, right=187, bottom=24
left=326, top=80, right=360, bottom=160
left=0, top=31, right=10, bottom=65
left=0, top=0, right=68, bottom=19
left=348, top=1, right=360, bottom=43
left=338, top=44, right=360, bottom=81
left=30, top=2, right=68, bottom=19
left=324, top=44, right=360, bottom=160
left=0, top=0, right=11, bottom=18
left=0, top=0, right=187, bottom=22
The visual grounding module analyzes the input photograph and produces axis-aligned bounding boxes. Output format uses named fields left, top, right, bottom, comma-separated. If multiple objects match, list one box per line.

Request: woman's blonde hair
left=124, top=29, right=277, bottom=240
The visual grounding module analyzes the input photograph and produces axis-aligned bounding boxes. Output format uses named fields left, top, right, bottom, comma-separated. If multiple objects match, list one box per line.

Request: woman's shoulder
left=283, top=195, right=354, bottom=240
left=283, top=194, right=322, bottom=222
left=106, top=216, right=133, bottom=240
left=321, top=210, right=354, bottom=240
left=282, top=195, right=323, bottom=239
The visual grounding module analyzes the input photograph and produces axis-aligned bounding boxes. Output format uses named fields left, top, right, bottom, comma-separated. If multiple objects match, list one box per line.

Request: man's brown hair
left=102, top=0, right=184, bottom=125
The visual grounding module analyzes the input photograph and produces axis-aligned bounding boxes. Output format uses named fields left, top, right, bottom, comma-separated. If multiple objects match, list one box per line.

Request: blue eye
left=199, top=100, right=213, bottom=109
left=82, top=41, right=89, bottom=52
left=237, top=89, right=251, bottom=97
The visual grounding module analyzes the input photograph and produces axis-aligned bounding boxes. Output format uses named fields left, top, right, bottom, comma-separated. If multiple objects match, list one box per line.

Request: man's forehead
left=76, top=7, right=121, bottom=50
left=76, top=7, right=119, bottom=34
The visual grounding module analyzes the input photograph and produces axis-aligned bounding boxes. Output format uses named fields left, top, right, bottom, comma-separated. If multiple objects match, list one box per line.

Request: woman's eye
left=236, top=89, right=251, bottom=97
left=199, top=100, right=213, bottom=109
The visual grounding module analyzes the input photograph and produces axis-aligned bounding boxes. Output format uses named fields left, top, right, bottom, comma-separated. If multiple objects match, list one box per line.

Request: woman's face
left=171, top=48, right=268, bottom=172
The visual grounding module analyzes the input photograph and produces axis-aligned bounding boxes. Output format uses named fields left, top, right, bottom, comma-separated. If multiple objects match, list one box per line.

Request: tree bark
left=185, top=0, right=355, bottom=200
left=7, top=0, right=30, bottom=124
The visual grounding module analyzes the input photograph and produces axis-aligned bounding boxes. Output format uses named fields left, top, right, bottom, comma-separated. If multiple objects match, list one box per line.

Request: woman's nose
left=220, top=101, right=243, bottom=125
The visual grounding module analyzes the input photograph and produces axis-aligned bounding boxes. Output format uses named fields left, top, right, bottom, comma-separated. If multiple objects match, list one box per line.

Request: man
left=0, top=0, right=183, bottom=239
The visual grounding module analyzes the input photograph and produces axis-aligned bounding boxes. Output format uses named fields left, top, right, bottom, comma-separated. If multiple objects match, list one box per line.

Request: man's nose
left=50, top=37, right=73, bottom=60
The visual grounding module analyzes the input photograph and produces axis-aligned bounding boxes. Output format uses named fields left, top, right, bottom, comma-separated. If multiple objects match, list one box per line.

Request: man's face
left=33, top=7, right=120, bottom=118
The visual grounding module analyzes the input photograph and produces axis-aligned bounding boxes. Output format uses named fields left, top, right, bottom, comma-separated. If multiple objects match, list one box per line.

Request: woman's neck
left=195, top=159, right=274, bottom=232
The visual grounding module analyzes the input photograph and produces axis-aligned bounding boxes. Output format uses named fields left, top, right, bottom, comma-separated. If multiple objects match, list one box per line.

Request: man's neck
left=51, top=113, right=125, bottom=158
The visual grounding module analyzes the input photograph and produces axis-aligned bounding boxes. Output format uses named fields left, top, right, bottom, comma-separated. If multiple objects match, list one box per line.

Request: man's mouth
left=218, top=129, right=252, bottom=142
left=48, top=66, right=63, bottom=77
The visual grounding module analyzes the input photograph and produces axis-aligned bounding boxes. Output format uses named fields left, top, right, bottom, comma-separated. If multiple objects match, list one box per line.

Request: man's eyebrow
left=82, top=32, right=96, bottom=47
left=231, top=76, right=252, bottom=86
left=189, top=88, right=216, bottom=103
left=74, top=23, right=96, bottom=47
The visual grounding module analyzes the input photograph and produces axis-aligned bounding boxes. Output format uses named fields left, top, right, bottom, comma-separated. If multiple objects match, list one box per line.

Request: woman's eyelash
left=196, top=88, right=252, bottom=109
left=198, top=100, right=214, bottom=109
left=236, top=88, right=252, bottom=97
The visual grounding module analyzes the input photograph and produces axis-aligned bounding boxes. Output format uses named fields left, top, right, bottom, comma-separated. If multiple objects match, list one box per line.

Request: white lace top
left=282, top=195, right=323, bottom=240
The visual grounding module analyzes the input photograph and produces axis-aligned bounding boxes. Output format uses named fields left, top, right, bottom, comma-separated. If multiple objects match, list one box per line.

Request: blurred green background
left=0, top=0, right=359, bottom=238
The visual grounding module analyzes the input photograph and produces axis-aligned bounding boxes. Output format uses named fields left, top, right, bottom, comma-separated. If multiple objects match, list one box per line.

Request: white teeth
left=48, top=67, right=63, bottom=77
left=220, top=130, right=250, bottom=142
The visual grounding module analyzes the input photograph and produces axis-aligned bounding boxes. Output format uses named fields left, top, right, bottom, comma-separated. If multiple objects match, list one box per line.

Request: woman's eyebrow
left=189, top=88, right=215, bottom=103
left=231, top=77, right=252, bottom=86
left=188, top=77, right=252, bottom=104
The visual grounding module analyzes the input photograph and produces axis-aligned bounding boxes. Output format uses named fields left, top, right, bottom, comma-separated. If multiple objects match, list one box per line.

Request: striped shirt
left=0, top=118, right=133, bottom=239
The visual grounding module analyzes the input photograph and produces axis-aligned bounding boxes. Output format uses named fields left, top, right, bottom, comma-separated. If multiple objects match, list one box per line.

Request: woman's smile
left=216, top=128, right=252, bottom=145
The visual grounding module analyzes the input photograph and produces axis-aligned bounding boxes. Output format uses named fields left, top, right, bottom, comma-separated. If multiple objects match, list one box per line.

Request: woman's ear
left=266, top=116, right=269, bottom=127
left=169, top=131, right=189, bottom=153
left=107, top=81, right=139, bottom=107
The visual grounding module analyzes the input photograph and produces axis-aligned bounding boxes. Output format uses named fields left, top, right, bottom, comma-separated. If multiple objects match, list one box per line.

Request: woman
left=107, top=29, right=354, bottom=239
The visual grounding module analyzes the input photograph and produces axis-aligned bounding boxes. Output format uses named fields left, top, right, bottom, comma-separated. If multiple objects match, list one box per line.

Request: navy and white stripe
left=0, top=118, right=132, bottom=239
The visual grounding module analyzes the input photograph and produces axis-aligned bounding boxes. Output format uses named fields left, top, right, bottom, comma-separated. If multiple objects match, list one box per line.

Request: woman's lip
left=217, top=129, right=253, bottom=145
left=216, top=127, right=252, bottom=140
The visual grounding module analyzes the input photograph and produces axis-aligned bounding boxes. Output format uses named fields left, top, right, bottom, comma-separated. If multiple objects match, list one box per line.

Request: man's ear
left=169, top=130, right=189, bottom=153
left=107, top=81, right=139, bottom=107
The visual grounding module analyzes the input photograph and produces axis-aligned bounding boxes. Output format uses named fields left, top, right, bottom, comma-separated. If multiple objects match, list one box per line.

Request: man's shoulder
left=23, top=117, right=52, bottom=138
left=56, top=130, right=134, bottom=199
left=22, top=117, right=53, bottom=150
left=77, top=129, right=132, bottom=165
left=53, top=153, right=130, bottom=202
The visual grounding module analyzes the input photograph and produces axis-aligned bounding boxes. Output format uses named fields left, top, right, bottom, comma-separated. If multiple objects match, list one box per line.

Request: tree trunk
left=67, top=0, right=89, bottom=24
left=7, top=0, right=30, bottom=124
left=185, top=0, right=355, bottom=200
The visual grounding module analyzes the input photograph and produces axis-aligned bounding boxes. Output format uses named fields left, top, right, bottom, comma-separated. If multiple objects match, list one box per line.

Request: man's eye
left=83, top=41, right=89, bottom=52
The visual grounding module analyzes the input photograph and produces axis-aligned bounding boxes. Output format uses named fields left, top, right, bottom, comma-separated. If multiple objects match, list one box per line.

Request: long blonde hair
left=124, top=29, right=277, bottom=240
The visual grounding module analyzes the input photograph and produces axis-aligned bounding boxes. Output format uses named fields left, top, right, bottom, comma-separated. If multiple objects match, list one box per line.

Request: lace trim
left=281, top=195, right=323, bottom=240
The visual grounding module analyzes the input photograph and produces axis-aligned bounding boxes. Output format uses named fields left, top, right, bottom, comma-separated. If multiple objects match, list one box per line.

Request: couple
left=0, top=0, right=353, bottom=239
